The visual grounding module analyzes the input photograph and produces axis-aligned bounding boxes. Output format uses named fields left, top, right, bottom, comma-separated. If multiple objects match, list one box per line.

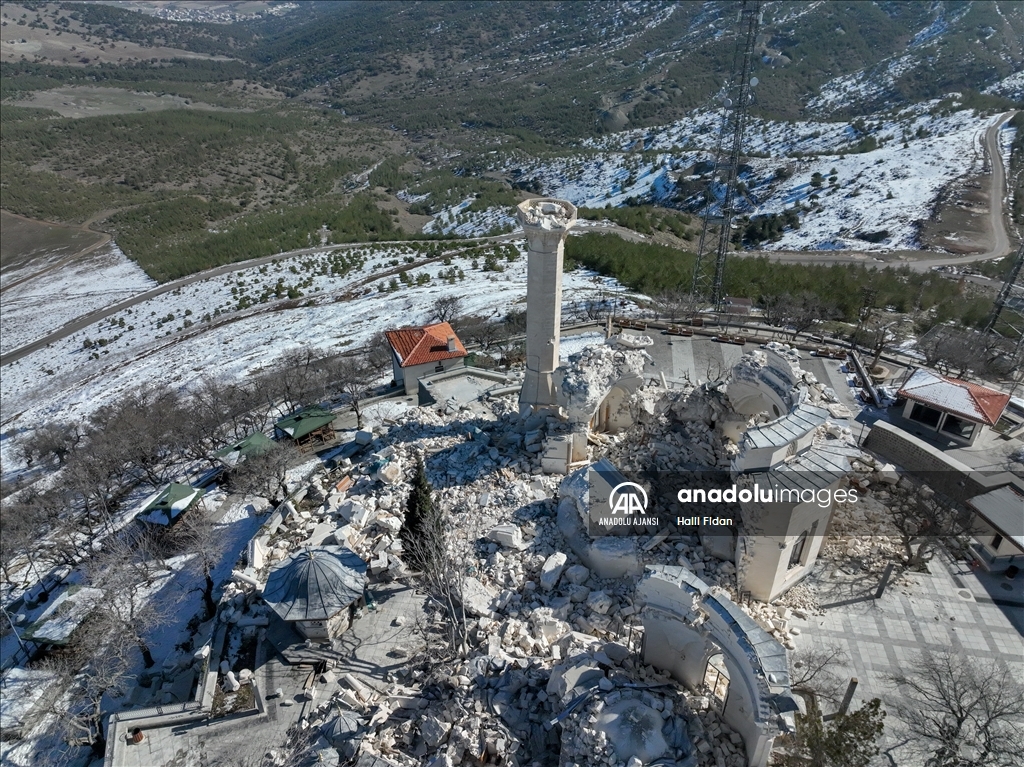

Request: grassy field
left=9, top=85, right=235, bottom=118
left=0, top=210, right=107, bottom=275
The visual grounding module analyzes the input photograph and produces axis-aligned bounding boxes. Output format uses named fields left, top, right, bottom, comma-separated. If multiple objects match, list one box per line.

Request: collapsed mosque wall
left=583, top=341, right=861, bottom=603
left=636, top=566, right=798, bottom=767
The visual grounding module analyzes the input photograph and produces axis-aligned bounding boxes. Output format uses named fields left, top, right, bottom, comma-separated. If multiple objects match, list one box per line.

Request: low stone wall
left=863, top=421, right=1022, bottom=503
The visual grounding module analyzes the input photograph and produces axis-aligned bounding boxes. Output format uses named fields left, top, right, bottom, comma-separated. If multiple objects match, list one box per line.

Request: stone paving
left=789, top=550, right=1024, bottom=764
left=333, top=582, right=429, bottom=687
left=112, top=650, right=310, bottom=767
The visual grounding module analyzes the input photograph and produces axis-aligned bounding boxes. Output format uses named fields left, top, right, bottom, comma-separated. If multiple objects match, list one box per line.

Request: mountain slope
left=253, top=0, right=1022, bottom=137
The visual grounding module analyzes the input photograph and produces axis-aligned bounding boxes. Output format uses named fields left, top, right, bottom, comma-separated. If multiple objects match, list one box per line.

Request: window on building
left=908, top=402, right=942, bottom=428
left=788, top=531, right=808, bottom=569
left=992, top=534, right=1004, bottom=550
left=703, top=653, right=730, bottom=709
left=939, top=414, right=976, bottom=441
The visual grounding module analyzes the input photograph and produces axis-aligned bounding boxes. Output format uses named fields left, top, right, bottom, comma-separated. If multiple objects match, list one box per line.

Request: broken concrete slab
left=539, top=552, right=568, bottom=590
left=487, top=524, right=524, bottom=550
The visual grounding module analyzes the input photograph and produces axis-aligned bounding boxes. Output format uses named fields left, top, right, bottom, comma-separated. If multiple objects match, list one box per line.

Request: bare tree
left=851, top=315, right=897, bottom=371
left=886, top=649, right=1024, bottom=767
left=327, top=354, right=375, bottom=429
left=228, top=442, right=300, bottom=501
left=42, top=627, right=135, bottom=762
left=87, top=531, right=180, bottom=668
left=759, top=293, right=788, bottom=327
left=363, top=330, right=395, bottom=378
left=916, top=326, right=1017, bottom=381
left=458, top=315, right=503, bottom=352
left=432, top=295, right=464, bottom=324
left=782, top=292, right=834, bottom=339
left=656, top=287, right=699, bottom=321
left=790, top=644, right=849, bottom=708
left=272, top=346, right=327, bottom=413
left=492, top=309, right=527, bottom=365
left=16, top=422, right=82, bottom=469
left=160, top=512, right=228, bottom=621
left=888, top=491, right=975, bottom=570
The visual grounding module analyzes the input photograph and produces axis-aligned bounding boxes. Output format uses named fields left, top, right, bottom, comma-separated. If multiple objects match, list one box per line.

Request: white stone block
left=487, top=524, right=524, bottom=549
left=539, top=552, right=568, bottom=590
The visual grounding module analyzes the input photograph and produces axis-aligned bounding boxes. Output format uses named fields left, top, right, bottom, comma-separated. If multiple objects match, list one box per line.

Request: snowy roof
left=214, top=431, right=276, bottom=467
left=968, top=485, right=1024, bottom=551
left=275, top=406, right=336, bottom=439
left=898, top=369, right=1010, bottom=425
left=140, top=483, right=204, bottom=526
left=22, top=586, right=104, bottom=645
left=263, top=546, right=367, bottom=622
left=385, top=322, right=467, bottom=367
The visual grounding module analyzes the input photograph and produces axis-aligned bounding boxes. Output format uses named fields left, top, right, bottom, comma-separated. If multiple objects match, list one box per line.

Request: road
left=724, top=111, right=1018, bottom=272
left=1, top=112, right=1016, bottom=367
left=0, top=238, right=473, bottom=366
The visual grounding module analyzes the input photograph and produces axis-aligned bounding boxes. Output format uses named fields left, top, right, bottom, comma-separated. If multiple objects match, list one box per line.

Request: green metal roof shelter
left=275, top=406, right=336, bottom=450
left=139, top=483, right=205, bottom=526
left=214, top=431, right=276, bottom=468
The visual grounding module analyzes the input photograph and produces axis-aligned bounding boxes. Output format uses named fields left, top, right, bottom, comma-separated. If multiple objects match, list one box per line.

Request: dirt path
left=0, top=212, right=112, bottom=295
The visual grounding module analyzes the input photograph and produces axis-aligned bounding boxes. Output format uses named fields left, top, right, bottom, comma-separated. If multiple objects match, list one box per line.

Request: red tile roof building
left=896, top=368, right=1010, bottom=445
left=384, top=323, right=467, bottom=394
left=897, top=369, right=1010, bottom=425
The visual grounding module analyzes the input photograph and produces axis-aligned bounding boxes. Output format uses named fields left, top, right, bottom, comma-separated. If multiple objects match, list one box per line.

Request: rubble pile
left=602, top=386, right=734, bottom=472
left=557, top=343, right=649, bottom=424
left=209, top=338, right=895, bottom=766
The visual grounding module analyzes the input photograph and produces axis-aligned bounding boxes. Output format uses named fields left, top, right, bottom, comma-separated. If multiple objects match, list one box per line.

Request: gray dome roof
left=263, top=546, right=367, bottom=621
left=322, top=709, right=363, bottom=745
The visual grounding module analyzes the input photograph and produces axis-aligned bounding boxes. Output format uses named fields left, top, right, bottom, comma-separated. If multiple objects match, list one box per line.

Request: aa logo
left=610, top=482, right=649, bottom=515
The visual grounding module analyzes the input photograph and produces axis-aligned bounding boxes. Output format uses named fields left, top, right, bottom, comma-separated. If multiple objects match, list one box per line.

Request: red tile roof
left=384, top=322, right=467, bottom=368
left=897, top=368, right=1010, bottom=425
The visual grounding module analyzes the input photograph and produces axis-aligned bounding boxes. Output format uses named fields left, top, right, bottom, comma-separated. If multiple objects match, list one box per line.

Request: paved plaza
left=789, top=551, right=1024, bottom=763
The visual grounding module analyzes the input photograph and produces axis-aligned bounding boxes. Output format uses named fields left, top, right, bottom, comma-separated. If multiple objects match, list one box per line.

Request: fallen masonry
left=105, top=334, right=914, bottom=767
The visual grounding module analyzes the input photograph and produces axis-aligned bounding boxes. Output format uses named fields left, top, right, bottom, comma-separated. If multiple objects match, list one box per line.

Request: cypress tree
left=401, top=457, right=436, bottom=568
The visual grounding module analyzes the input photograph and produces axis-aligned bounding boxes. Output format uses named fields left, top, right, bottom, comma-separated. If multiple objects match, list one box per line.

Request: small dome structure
left=322, top=709, right=363, bottom=746
left=263, top=547, right=367, bottom=639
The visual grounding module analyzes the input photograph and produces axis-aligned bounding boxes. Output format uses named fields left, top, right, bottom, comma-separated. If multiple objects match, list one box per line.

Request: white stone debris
left=168, top=333, right=912, bottom=767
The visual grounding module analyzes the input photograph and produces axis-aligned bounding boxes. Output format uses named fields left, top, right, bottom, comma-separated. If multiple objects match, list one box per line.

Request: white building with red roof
left=897, top=368, right=1010, bottom=445
left=384, top=322, right=468, bottom=395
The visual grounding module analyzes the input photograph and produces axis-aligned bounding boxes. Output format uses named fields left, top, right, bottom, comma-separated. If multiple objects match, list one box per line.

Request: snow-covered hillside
left=0, top=245, right=155, bottom=356
left=0, top=241, right=638, bottom=429
left=452, top=99, right=1006, bottom=252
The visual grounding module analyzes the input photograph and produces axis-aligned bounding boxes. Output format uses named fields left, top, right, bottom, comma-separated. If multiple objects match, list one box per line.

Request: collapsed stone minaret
left=516, top=198, right=577, bottom=414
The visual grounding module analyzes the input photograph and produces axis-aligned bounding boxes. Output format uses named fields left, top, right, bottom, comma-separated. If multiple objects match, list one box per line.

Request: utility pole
left=983, top=242, right=1024, bottom=396
left=983, top=242, right=1024, bottom=337
left=690, top=0, right=762, bottom=313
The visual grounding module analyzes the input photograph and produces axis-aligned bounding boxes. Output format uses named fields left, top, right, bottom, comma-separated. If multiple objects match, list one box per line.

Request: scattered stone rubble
left=210, top=341, right=919, bottom=766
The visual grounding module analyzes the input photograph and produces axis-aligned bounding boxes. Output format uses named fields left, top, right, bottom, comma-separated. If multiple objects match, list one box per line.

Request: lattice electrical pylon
left=983, top=242, right=1024, bottom=351
left=690, top=0, right=762, bottom=313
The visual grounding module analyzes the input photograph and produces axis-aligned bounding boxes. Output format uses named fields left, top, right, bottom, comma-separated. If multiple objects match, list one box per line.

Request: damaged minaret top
left=517, top=198, right=577, bottom=415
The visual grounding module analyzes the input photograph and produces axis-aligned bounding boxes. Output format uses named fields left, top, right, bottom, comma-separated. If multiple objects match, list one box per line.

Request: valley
left=1, top=4, right=1022, bottom=767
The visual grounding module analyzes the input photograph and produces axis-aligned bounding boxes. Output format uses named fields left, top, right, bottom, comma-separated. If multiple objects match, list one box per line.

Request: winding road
left=1, top=112, right=1017, bottom=367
